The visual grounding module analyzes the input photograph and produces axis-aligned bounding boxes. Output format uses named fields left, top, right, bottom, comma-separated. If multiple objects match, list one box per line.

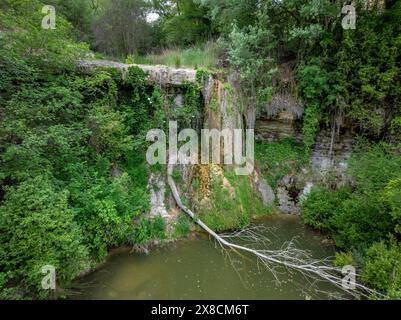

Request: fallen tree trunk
left=167, top=164, right=381, bottom=299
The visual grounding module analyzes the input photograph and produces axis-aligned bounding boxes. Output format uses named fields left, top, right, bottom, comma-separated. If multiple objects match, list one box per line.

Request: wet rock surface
left=148, top=172, right=169, bottom=218
left=253, top=170, right=275, bottom=205
left=276, top=175, right=301, bottom=214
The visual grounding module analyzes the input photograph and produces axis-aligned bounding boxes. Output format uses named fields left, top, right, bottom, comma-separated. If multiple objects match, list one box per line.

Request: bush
left=0, top=176, right=89, bottom=298
left=348, top=142, right=401, bottom=194
left=331, top=193, right=393, bottom=249
left=362, top=241, right=401, bottom=298
left=0, top=3, right=154, bottom=298
left=303, top=142, right=401, bottom=250
left=301, top=142, right=401, bottom=297
left=382, top=178, right=401, bottom=235
left=133, top=216, right=166, bottom=245
left=333, top=252, right=354, bottom=268
left=301, top=187, right=351, bottom=231
left=173, top=214, right=191, bottom=238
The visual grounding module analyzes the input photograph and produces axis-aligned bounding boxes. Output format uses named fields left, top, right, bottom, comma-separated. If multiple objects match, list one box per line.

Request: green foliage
left=198, top=170, right=266, bottom=232
left=348, top=142, right=401, bottom=194
left=133, top=216, right=166, bottom=245
left=173, top=214, right=191, bottom=238
left=0, top=175, right=89, bottom=298
left=382, top=178, right=401, bottom=235
left=0, top=2, right=167, bottom=298
left=173, top=82, right=202, bottom=128
left=91, top=0, right=153, bottom=56
left=2, top=0, right=401, bottom=300
left=196, top=68, right=211, bottom=83
left=336, top=6, right=401, bottom=137
left=255, top=139, right=308, bottom=190
left=302, top=142, right=401, bottom=250
left=0, top=0, right=89, bottom=74
left=297, top=59, right=334, bottom=149
left=46, top=0, right=96, bottom=41
left=301, top=103, right=321, bottom=150
left=333, top=252, right=354, bottom=268
left=228, top=25, right=275, bottom=108
left=119, top=66, right=167, bottom=148
left=160, top=0, right=212, bottom=46
left=331, top=193, right=393, bottom=249
left=362, top=240, right=401, bottom=298
left=302, top=187, right=351, bottom=232
left=199, top=0, right=259, bottom=35
left=69, top=170, right=149, bottom=261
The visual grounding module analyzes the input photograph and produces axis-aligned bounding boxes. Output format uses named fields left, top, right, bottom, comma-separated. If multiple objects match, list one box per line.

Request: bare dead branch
left=167, top=164, right=383, bottom=299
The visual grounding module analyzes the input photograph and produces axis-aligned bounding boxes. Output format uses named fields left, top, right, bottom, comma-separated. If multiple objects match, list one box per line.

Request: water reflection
left=71, top=215, right=348, bottom=300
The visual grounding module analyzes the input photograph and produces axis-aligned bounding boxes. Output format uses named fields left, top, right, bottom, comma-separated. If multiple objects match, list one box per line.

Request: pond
left=70, top=215, right=349, bottom=300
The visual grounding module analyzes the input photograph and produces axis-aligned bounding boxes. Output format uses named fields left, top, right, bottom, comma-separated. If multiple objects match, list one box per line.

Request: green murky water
left=71, top=215, right=348, bottom=300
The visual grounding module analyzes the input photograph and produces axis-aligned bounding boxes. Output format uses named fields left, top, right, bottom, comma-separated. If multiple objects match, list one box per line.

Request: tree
left=160, top=0, right=213, bottom=46
left=92, top=0, right=153, bottom=56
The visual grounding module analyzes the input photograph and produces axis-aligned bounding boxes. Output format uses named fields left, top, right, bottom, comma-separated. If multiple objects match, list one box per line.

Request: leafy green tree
left=160, top=0, right=212, bottom=46
left=92, top=0, right=153, bottom=56
left=197, top=0, right=258, bottom=35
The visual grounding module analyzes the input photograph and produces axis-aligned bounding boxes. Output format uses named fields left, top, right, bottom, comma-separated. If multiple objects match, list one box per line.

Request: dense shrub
left=173, top=214, right=191, bottom=238
left=301, top=187, right=351, bottom=232
left=0, top=176, right=90, bottom=298
left=133, top=216, right=167, bottom=245
left=331, top=194, right=393, bottom=249
left=362, top=241, right=401, bottom=299
left=302, top=142, right=401, bottom=295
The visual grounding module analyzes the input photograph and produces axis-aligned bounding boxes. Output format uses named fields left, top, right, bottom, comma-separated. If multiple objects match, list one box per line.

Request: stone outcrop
left=276, top=174, right=302, bottom=214
left=255, top=112, right=301, bottom=142
left=273, top=126, right=355, bottom=214
left=311, top=129, right=354, bottom=174
left=253, top=170, right=275, bottom=205
left=77, top=60, right=197, bottom=85
left=148, top=172, right=169, bottom=218
left=255, top=93, right=303, bottom=142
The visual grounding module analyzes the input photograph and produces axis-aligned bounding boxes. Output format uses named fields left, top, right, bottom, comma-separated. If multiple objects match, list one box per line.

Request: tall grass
left=128, top=41, right=221, bottom=69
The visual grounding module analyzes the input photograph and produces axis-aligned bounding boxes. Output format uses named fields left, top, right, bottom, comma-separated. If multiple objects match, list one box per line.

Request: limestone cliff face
left=311, top=128, right=354, bottom=175
left=79, top=59, right=356, bottom=217
left=251, top=63, right=357, bottom=214
left=255, top=112, right=302, bottom=142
